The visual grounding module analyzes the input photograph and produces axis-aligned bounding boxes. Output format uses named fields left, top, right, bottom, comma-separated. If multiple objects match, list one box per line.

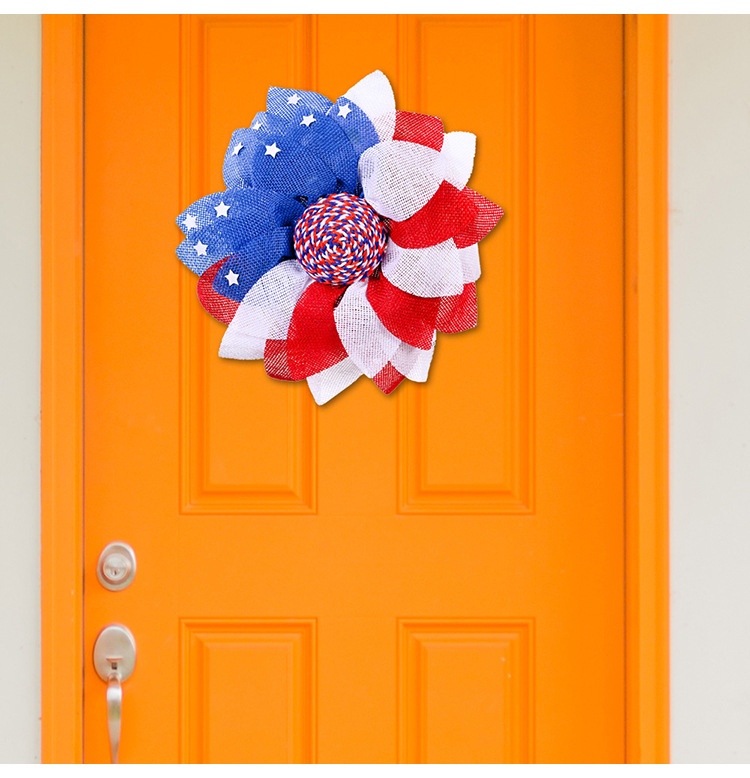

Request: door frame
left=41, top=14, right=669, bottom=763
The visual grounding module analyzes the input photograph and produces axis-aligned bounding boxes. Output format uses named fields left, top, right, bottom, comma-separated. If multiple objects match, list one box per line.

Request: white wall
left=0, top=13, right=41, bottom=765
left=1, top=12, right=749, bottom=765
left=669, top=14, right=750, bottom=764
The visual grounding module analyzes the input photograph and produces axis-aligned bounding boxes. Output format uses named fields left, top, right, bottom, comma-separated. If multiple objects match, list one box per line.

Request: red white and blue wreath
left=176, top=71, right=503, bottom=404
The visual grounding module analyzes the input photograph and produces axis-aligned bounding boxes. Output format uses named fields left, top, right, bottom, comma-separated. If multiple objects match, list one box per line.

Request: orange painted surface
left=624, top=14, right=670, bottom=764
left=81, top=15, right=626, bottom=763
left=41, top=14, right=84, bottom=764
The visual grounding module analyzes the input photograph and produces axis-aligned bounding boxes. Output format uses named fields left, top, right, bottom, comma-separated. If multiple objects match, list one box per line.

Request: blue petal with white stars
left=266, top=87, right=332, bottom=121
left=211, top=227, right=294, bottom=302
left=326, top=97, right=380, bottom=157
left=286, top=112, right=359, bottom=192
left=223, top=127, right=339, bottom=203
left=176, top=189, right=304, bottom=274
left=226, top=111, right=359, bottom=193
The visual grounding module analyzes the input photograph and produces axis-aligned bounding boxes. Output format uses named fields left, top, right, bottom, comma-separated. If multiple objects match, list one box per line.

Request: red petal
left=453, top=189, right=504, bottom=248
left=436, top=283, right=478, bottom=333
left=265, top=283, right=347, bottom=381
left=197, top=258, right=240, bottom=325
left=393, top=111, right=444, bottom=151
left=366, top=272, right=438, bottom=349
left=372, top=363, right=406, bottom=394
left=263, top=339, right=294, bottom=381
left=388, top=181, right=475, bottom=249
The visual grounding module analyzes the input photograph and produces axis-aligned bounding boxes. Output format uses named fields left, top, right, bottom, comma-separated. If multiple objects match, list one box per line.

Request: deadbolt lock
left=97, top=541, right=137, bottom=591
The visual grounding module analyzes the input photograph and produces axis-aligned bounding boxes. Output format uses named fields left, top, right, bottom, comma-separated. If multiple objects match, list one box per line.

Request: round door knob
left=97, top=542, right=137, bottom=591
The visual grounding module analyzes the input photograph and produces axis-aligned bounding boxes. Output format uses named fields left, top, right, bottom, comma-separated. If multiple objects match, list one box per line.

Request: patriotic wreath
left=176, top=71, right=503, bottom=404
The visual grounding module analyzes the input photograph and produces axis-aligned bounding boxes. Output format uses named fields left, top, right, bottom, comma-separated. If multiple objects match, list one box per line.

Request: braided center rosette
left=176, top=70, right=504, bottom=404
left=293, top=193, right=387, bottom=285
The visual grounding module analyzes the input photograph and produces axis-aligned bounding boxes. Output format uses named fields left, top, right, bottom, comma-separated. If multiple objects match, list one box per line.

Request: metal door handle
left=106, top=672, right=123, bottom=763
left=93, top=625, right=136, bottom=763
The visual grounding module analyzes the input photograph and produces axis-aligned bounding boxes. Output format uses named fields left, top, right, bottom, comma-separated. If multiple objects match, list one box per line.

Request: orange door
left=82, top=14, right=624, bottom=763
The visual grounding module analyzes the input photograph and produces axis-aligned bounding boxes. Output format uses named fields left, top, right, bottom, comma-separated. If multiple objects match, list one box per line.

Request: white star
left=338, top=103, right=352, bottom=118
left=214, top=201, right=230, bottom=218
left=252, top=121, right=262, bottom=130
left=194, top=241, right=208, bottom=256
left=224, top=269, right=239, bottom=286
left=232, top=142, right=244, bottom=155
left=300, top=114, right=316, bottom=127
left=287, top=93, right=302, bottom=105
left=182, top=213, right=198, bottom=230
left=264, top=142, right=281, bottom=158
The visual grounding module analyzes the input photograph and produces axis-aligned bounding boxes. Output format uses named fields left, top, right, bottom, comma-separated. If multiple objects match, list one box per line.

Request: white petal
left=458, top=243, right=481, bottom=283
left=333, top=280, right=400, bottom=377
left=359, top=140, right=445, bottom=221
left=381, top=238, right=464, bottom=298
left=306, top=358, right=362, bottom=405
left=221, top=260, right=311, bottom=348
left=390, top=333, right=437, bottom=382
left=458, top=243, right=481, bottom=284
left=344, top=70, right=395, bottom=139
left=370, top=112, right=396, bottom=144
left=218, top=331, right=265, bottom=361
left=442, top=131, right=476, bottom=189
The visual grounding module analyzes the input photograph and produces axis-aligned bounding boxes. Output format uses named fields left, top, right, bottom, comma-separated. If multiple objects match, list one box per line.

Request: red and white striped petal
left=359, top=140, right=446, bottom=221
left=388, top=181, right=475, bottom=249
left=390, top=333, right=437, bottom=382
left=366, top=273, right=438, bottom=350
left=380, top=238, right=464, bottom=298
left=307, top=358, right=363, bottom=405
left=441, top=131, right=476, bottom=189
left=333, top=279, right=401, bottom=377
left=436, top=283, right=478, bottom=333
left=218, top=331, right=265, bottom=361
left=371, top=332, right=437, bottom=393
left=264, top=282, right=348, bottom=381
left=372, top=363, right=406, bottom=394
left=393, top=112, right=444, bottom=151
left=219, top=260, right=311, bottom=359
left=453, top=189, right=504, bottom=248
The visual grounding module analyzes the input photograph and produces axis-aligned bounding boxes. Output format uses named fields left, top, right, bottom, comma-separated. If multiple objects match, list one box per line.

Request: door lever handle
left=93, top=625, right=136, bottom=763
left=106, top=672, right=123, bottom=763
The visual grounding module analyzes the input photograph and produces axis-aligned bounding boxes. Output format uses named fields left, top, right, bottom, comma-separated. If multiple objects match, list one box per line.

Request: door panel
left=83, top=14, right=624, bottom=763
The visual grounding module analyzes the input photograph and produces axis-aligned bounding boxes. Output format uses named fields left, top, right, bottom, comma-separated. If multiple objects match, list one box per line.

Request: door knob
left=93, top=624, right=136, bottom=763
